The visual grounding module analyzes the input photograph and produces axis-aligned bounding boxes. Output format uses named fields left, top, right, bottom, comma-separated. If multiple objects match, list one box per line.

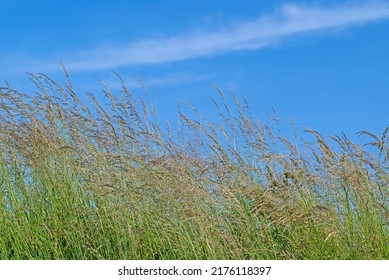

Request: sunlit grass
left=0, top=71, right=388, bottom=259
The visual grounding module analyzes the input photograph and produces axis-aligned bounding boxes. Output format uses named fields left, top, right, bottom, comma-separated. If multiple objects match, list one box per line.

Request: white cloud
left=97, top=71, right=209, bottom=91
left=64, top=1, right=389, bottom=70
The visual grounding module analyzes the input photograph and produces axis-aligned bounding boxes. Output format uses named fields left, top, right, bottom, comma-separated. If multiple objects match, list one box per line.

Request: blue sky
left=1, top=0, right=389, bottom=142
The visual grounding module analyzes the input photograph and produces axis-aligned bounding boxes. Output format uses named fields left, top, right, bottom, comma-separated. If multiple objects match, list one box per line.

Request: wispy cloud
left=100, top=71, right=209, bottom=91
left=64, top=1, right=389, bottom=70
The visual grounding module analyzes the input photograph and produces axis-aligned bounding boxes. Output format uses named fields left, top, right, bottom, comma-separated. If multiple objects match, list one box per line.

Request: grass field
left=0, top=72, right=388, bottom=259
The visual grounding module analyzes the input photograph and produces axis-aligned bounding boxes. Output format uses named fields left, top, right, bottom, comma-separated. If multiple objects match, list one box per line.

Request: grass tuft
left=0, top=72, right=388, bottom=259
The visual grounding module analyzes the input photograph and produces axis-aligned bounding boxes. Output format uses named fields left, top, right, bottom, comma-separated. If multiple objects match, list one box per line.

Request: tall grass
left=0, top=71, right=388, bottom=259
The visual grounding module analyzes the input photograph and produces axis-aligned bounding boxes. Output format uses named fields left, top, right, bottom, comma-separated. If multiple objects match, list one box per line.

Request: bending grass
left=0, top=72, right=388, bottom=259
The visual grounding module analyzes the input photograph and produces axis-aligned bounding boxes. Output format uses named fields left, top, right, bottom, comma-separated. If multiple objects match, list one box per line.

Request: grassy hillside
left=0, top=72, right=388, bottom=259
